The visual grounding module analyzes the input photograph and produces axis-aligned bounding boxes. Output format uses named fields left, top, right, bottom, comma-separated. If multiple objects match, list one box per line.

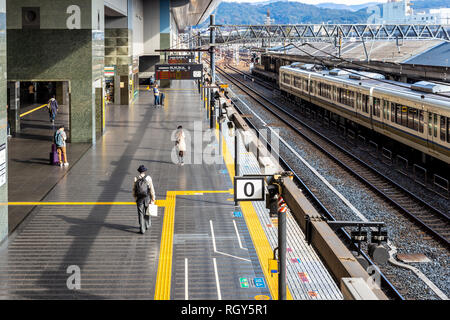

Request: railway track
left=218, top=65, right=450, bottom=250
left=209, top=65, right=403, bottom=300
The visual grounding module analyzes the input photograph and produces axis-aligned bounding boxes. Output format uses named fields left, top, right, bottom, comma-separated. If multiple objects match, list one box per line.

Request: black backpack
left=135, top=176, right=149, bottom=198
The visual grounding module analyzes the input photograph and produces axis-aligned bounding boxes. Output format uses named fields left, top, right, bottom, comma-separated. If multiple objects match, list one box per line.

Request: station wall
left=6, top=0, right=105, bottom=143
left=0, top=0, right=6, bottom=244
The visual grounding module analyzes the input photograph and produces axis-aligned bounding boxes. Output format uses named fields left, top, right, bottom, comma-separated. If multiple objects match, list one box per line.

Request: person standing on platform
left=132, top=165, right=156, bottom=234
left=153, top=84, right=160, bottom=106
left=54, top=125, right=68, bottom=167
left=159, top=91, right=165, bottom=106
left=175, top=125, right=186, bottom=166
left=48, top=95, right=59, bottom=124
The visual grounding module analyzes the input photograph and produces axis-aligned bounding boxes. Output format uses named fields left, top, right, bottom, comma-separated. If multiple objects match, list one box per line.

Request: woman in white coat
left=175, top=125, right=186, bottom=165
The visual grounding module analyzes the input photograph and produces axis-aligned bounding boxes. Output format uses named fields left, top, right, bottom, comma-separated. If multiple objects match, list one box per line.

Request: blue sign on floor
left=233, top=211, right=242, bottom=217
left=254, top=277, right=266, bottom=288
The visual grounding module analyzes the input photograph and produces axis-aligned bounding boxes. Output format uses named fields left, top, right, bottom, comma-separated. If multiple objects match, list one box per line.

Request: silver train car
left=279, top=65, right=450, bottom=164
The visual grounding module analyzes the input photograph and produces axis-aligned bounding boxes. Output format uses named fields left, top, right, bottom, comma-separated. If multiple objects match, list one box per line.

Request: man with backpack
left=54, top=125, right=68, bottom=167
left=48, top=95, right=59, bottom=124
left=132, top=165, right=156, bottom=234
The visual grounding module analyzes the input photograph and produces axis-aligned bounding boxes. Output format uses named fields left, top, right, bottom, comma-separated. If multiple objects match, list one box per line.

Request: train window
left=294, top=77, right=301, bottom=88
left=362, top=94, right=369, bottom=113
left=373, top=98, right=381, bottom=117
left=383, top=100, right=389, bottom=120
left=428, top=113, right=433, bottom=136
left=419, top=111, right=424, bottom=133
left=391, top=103, right=395, bottom=122
left=283, top=74, right=291, bottom=85
left=440, top=116, right=446, bottom=141
left=434, top=114, right=438, bottom=137
left=350, top=91, right=354, bottom=108
left=409, top=108, right=418, bottom=131
left=447, top=117, right=450, bottom=142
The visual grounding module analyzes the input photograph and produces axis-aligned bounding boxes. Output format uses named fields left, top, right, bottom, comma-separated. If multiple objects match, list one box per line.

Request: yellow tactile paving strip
left=216, top=128, right=293, bottom=300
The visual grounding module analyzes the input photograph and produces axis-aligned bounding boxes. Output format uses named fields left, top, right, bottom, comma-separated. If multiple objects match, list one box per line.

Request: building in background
left=367, top=0, right=450, bottom=24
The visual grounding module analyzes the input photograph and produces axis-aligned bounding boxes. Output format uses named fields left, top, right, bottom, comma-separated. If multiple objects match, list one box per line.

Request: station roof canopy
left=271, top=40, right=450, bottom=67
left=171, top=0, right=221, bottom=32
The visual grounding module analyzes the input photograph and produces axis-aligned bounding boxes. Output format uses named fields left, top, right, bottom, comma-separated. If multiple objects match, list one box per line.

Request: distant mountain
left=199, top=0, right=450, bottom=28
left=316, top=2, right=379, bottom=12
left=409, top=0, right=450, bottom=11
left=203, top=1, right=369, bottom=26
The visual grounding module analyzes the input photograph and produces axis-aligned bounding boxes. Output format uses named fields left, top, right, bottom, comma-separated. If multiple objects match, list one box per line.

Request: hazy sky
left=222, top=0, right=387, bottom=5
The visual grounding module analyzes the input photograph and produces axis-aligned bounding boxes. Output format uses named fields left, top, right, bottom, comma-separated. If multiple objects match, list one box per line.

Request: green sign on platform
left=239, top=277, right=249, bottom=288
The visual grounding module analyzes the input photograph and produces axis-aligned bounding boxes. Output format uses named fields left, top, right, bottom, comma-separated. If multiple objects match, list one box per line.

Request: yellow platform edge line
left=6, top=200, right=166, bottom=206
left=19, top=104, right=48, bottom=118
left=216, top=127, right=293, bottom=300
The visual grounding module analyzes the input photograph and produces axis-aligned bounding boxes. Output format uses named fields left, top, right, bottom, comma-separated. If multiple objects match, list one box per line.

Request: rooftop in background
left=269, top=40, right=450, bottom=67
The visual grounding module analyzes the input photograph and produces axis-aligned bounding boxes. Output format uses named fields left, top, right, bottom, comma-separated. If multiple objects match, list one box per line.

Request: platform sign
left=234, top=177, right=265, bottom=202
left=253, top=277, right=266, bottom=288
left=104, top=66, right=115, bottom=77
left=168, top=55, right=194, bottom=64
left=155, top=64, right=203, bottom=80
left=239, top=277, right=249, bottom=288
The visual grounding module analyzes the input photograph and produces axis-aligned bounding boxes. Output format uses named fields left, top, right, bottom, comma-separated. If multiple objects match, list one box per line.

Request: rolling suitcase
left=50, top=144, right=59, bottom=165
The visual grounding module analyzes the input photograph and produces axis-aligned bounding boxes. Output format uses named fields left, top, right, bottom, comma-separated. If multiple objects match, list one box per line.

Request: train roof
left=281, top=65, right=450, bottom=107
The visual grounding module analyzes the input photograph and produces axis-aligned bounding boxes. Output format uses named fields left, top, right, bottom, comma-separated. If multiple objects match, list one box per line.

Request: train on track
left=278, top=64, right=450, bottom=164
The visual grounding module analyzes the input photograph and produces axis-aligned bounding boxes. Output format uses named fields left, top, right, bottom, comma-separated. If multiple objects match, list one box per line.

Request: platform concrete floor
left=0, top=81, right=270, bottom=300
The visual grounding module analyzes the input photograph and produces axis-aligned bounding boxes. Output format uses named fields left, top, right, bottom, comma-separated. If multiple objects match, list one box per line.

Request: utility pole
left=278, top=189, right=287, bottom=300
left=209, top=14, right=215, bottom=129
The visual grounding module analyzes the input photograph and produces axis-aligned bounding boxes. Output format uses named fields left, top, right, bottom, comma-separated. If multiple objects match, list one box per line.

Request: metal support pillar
left=209, top=92, right=214, bottom=129
left=198, top=31, right=202, bottom=63
left=278, top=202, right=286, bottom=300
left=234, top=129, right=240, bottom=207
left=218, top=101, right=222, bottom=156
left=210, top=14, right=216, bottom=84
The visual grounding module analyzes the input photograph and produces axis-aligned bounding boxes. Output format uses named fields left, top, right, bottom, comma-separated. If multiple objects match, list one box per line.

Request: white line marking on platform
left=210, top=220, right=250, bottom=262
left=213, top=258, right=222, bottom=300
left=185, top=258, right=189, bottom=300
left=233, top=219, right=247, bottom=250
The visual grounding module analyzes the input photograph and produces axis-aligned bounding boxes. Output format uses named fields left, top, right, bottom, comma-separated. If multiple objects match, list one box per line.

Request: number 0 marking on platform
left=234, top=177, right=265, bottom=202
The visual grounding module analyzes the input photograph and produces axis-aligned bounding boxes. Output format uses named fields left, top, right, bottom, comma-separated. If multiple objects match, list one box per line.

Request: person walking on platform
left=175, top=125, right=186, bottom=166
left=153, top=84, right=160, bottom=106
left=132, top=165, right=156, bottom=234
left=54, top=125, right=68, bottom=167
left=48, top=95, right=59, bottom=124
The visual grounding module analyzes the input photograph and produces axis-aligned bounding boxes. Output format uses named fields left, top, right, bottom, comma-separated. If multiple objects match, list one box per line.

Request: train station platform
left=0, top=80, right=341, bottom=300
left=7, top=101, right=90, bottom=233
